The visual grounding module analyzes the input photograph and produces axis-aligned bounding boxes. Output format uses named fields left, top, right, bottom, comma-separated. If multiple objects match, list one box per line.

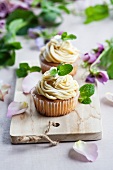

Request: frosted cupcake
left=40, top=32, right=80, bottom=76
left=33, top=65, right=79, bottom=117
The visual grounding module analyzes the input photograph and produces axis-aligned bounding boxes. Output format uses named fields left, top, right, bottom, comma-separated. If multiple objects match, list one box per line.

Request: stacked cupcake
left=40, top=33, right=80, bottom=76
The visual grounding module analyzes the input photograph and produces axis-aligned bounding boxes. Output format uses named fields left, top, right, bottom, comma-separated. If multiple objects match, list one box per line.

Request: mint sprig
left=16, top=63, right=41, bottom=78
left=84, top=4, right=109, bottom=24
left=99, top=39, right=113, bottom=79
left=61, top=32, right=77, bottom=41
left=78, top=84, right=95, bottom=104
left=50, top=64, right=73, bottom=76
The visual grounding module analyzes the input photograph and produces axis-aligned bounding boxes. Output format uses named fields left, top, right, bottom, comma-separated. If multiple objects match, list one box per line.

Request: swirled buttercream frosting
left=36, top=67, right=79, bottom=100
left=40, top=35, right=79, bottom=63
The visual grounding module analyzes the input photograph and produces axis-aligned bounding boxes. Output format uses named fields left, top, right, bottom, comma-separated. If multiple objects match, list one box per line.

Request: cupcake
left=33, top=66, right=79, bottom=117
left=40, top=34, right=80, bottom=76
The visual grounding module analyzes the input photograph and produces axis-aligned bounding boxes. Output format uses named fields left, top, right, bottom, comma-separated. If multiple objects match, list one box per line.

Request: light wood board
left=10, top=61, right=102, bottom=144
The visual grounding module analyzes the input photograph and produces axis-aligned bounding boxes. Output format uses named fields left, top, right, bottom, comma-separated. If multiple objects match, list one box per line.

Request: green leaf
left=8, top=19, right=26, bottom=35
left=99, top=46, right=113, bottom=69
left=50, top=68, right=57, bottom=76
left=58, top=5, right=70, bottom=14
left=79, top=97, right=92, bottom=104
left=0, top=51, right=15, bottom=66
left=32, top=0, right=42, bottom=6
left=19, top=63, right=30, bottom=71
left=107, top=63, right=113, bottom=79
left=84, top=4, right=109, bottom=24
left=5, top=50, right=15, bottom=66
left=16, top=63, right=41, bottom=78
left=40, top=11, right=58, bottom=23
left=16, top=68, right=28, bottom=78
left=61, top=32, right=77, bottom=40
left=6, top=42, right=22, bottom=50
left=30, top=66, right=41, bottom=72
left=110, top=0, right=113, bottom=4
left=79, top=84, right=95, bottom=98
left=6, top=9, right=38, bottom=35
left=57, top=64, right=73, bottom=76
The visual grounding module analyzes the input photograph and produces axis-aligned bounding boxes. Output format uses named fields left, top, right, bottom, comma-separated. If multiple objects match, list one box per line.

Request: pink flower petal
left=105, top=92, right=113, bottom=103
left=7, top=101, right=28, bottom=118
left=0, top=81, right=11, bottom=101
left=22, top=72, right=42, bottom=94
left=73, top=140, right=98, bottom=162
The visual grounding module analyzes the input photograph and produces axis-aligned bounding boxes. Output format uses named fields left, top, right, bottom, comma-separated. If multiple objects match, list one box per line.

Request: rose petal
left=105, top=92, right=113, bottom=103
left=96, top=71, right=109, bottom=83
left=0, top=81, right=11, bottom=101
left=73, top=140, right=98, bottom=162
left=7, top=101, right=28, bottom=118
left=22, top=72, right=42, bottom=94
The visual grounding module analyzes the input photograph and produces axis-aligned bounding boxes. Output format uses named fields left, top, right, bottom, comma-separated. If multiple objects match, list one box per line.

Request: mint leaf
left=50, top=68, right=57, bottom=76
left=30, top=66, right=41, bottom=72
left=110, top=0, right=113, bottom=4
left=79, top=97, right=91, bottom=104
left=20, top=63, right=30, bottom=71
left=6, top=42, right=22, bottom=50
left=79, top=84, right=95, bottom=97
left=61, top=32, right=77, bottom=41
left=16, top=63, right=41, bottom=78
left=8, top=19, right=26, bottom=35
left=6, top=9, right=38, bottom=35
left=99, top=45, right=113, bottom=79
left=16, top=68, right=28, bottom=78
left=84, top=4, right=109, bottom=24
left=58, top=5, right=70, bottom=14
left=78, top=84, right=95, bottom=104
left=57, top=64, right=73, bottom=76
left=107, top=63, right=113, bottom=79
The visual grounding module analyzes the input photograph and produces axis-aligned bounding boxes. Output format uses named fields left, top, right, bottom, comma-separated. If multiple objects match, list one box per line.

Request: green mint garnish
left=30, top=66, right=41, bottom=72
left=78, top=84, right=95, bottom=104
left=16, top=67, right=28, bottom=78
left=50, top=64, right=73, bottom=77
left=61, top=32, right=77, bottom=41
left=16, top=63, right=41, bottom=78
left=50, top=69, right=58, bottom=76
left=19, top=63, right=30, bottom=71
left=57, top=64, right=73, bottom=76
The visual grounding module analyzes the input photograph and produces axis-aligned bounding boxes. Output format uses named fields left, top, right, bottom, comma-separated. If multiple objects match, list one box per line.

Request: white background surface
left=0, top=1, right=113, bottom=169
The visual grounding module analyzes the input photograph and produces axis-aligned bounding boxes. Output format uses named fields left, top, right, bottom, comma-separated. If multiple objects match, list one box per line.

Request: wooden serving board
left=10, top=61, right=102, bottom=144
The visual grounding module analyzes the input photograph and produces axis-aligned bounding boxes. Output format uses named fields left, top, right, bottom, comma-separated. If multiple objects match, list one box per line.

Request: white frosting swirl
left=40, top=35, right=79, bottom=63
left=36, top=67, right=79, bottom=100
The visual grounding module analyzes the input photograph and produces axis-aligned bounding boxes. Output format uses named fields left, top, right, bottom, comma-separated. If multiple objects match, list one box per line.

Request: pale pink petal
left=105, top=92, right=113, bottom=103
left=73, top=140, right=98, bottom=162
left=0, top=81, right=11, bottom=101
left=22, top=72, right=42, bottom=94
left=7, top=101, right=28, bottom=118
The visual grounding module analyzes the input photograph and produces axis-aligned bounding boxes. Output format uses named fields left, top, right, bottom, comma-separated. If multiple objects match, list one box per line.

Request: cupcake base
left=40, top=56, right=78, bottom=76
left=33, top=93, right=78, bottom=117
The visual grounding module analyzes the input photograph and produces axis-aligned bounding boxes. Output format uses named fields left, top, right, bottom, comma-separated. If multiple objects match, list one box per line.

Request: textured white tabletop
left=0, top=1, right=113, bottom=169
